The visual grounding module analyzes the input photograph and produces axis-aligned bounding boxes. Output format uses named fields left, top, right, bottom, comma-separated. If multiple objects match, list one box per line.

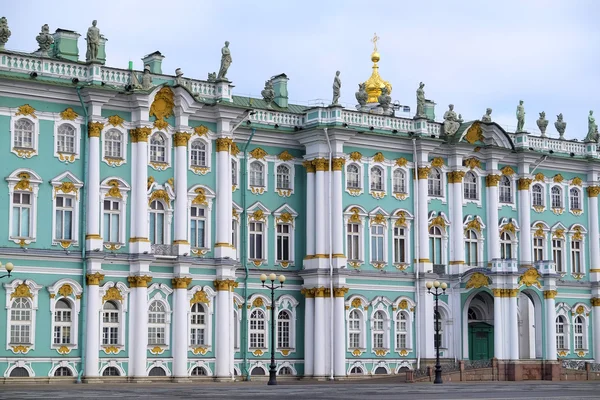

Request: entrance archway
left=463, top=291, right=495, bottom=360
left=518, top=289, right=543, bottom=359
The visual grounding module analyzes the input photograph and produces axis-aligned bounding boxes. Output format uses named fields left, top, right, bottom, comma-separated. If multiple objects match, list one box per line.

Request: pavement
left=1, top=381, right=600, bottom=400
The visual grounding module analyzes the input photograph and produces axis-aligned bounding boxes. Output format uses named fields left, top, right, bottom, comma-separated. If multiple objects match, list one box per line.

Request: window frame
left=369, top=165, right=386, bottom=194
left=7, top=169, right=42, bottom=245
left=102, top=125, right=128, bottom=166
left=189, top=137, right=212, bottom=175
left=499, top=175, right=513, bottom=204
left=550, top=185, right=564, bottom=209
left=464, top=229, right=480, bottom=267
left=48, top=279, right=83, bottom=351
left=371, top=309, right=390, bottom=351
left=249, top=308, right=268, bottom=350
left=531, top=183, right=545, bottom=208
left=248, top=160, right=267, bottom=192
left=428, top=167, right=443, bottom=198
left=98, top=282, right=129, bottom=350
left=274, top=161, right=295, bottom=196
left=273, top=208, right=296, bottom=266
left=11, top=116, right=39, bottom=158
left=345, top=206, right=366, bottom=263
left=187, top=286, right=216, bottom=352
left=100, top=178, right=130, bottom=246
left=53, top=121, right=82, bottom=162
left=148, top=131, right=171, bottom=169
left=147, top=299, right=169, bottom=346
left=392, top=168, right=407, bottom=196
left=552, top=237, right=566, bottom=274
left=393, top=301, right=414, bottom=352
left=347, top=308, right=366, bottom=350
left=463, top=171, right=479, bottom=201
left=4, top=280, right=43, bottom=352
left=392, top=222, right=410, bottom=266
left=369, top=220, right=387, bottom=265
left=568, top=187, right=583, bottom=215
left=345, top=162, right=364, bottom=195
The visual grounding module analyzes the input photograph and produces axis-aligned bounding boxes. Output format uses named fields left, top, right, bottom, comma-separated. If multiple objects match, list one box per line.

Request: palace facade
left=0, top=21, right=599, bottom=382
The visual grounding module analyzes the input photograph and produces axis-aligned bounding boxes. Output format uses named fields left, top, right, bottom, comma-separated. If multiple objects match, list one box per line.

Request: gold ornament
left=153, top=119, right=169, bottom=130
left=11, top=283, right=33, bottom=300
left=230, top=142, right=240, bottom=157
left=370, top=213, right=386, bottom=226
left=349, top=151, right=362, bottom=162
left=518, top=178, right=532, bottom=190
left=464, top=122, right=484, bottom=144
left=576, top=305, right=585, bottom=315
left=333, top=287, right=348, bottom=297
left=127, top=276, right=152, bottom=288
left=276, top=212, right=294, bottom=224
left=88, top=121, right=104, bottom=138
left=373, top=152, right=385, bottom=163
left=213, top=279, right=238, bottom=291
left=463, top=158, right=481, bottom=170
left=332, top=158, right=346, bottom=171
left=148, top=189, right=170, bottom=206
left=16, top=104, right=37, bottom=118
left=303, top=160, right=316, bottom=173
left=395, top=211, right=407, bottom=227
left=192, top=187, right=207, bottom=205
left=587, top=186, right=600, bottom=198
left=501, top=166, right=515, bottom=176
left=486, top=174, right=501, bottom=187
left=534, top=172, right=545, bottom=181
left=571, top=177, right=583, bottom=186
left=107, top=180, right=122, bottom=199
left=500, top=222, right=516, bottom=235
left=58, top=284, right=73, bottom=298
left=553, top=174, right=564, bottom=183
left=149, top=86, right=174, bottom=125
left=395, top=157, right=408, bottom=167
left=173, top=132, right=191, bottom=147
left=190, top=290, right=210, bottom=305
left=543, top=290, right=558, bottom=299
left=107, top=115, right=124, bottom=127
left=417, top=166, right=430, bottom=180
left=102, top=287, right=123, bottom=302
left=15, top=172, right=32, bottom=191
left=590, top=298, right=600, bottom=307
left=56, top=181, right=78, bottom=196
left=351, top=298, right=362, bottom=308
left=60, top=108, right=78, bottom=120
left=86, top=272, right=105, bottom=286
left=215, top=137, right=233, bottom=152
left=464, top=218, right=482, bottom=233
left=349, top=207, right=361, bottom=223
left=533, top=223, right=546, bottom=238
left=278, top=150, right=294, bottom=161
left=194, top=125, right=209, bottom=136
left=398, top=300, right=408, bottom=310
left=429, top=215, right=446, bottom=228
left=250, top=147, right=268, bottom=160
left=465, top=272, right=490, bottom=289
left=572, top=226, right=584, bottom=240
left=250, top=209, right=266, bottom=222
left=312, top=158, right=329, bottom=171
left=129, top=127, right=151, bottom=143
left=430, top=157, right=444, bottom=168
left=172, top=277, right=192, bottom=289
left=518, top=268, right=542, bottom=289
left=447, top=170, right=465, bottom=183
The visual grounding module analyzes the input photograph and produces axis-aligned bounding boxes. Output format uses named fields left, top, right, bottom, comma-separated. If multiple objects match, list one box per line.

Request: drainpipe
left=76, top=86, right=89, bottom=383
left=530, top=155, right=548, bottom=175
left=412, top=138, right=421, bottom=370
left=323, top=128, right=334, bottom=380
left=240, top=127, right=256, bottom=380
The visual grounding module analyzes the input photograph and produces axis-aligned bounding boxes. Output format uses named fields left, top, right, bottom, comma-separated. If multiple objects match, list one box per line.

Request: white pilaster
left=214, top=279, right=235, bottom=379
left=588, top=189, right=600, bottom=270
left=86, top=122, right=103, bottom=250
left=486, top=175, right=501, bottom=260
left=493, top=291, right=504, bottom=359
left=419, top=286, right=435, bottom=359
left=129, top=127, right=152, bottom=253
left=508, top=293, right=519, bottom=360
left=518, top=178, right=532, bottom=266
left=303, top=290, right=315, bottom=377
left=173, top=133, right=191, bottom=255
left=313, top=288, right=326, bottom=377
left=417, top=171, right=430, bottom=264
left=593, top=301, right=600, bottom=363
left=304, top=162, right=315, bottom=259
left=544, top=293, right=557, bottom=361
left=214, top=138, right=234, bottom=258
left=128, top=276, right=152, bottom=378
left=449, top=171, right=465, bottom=272
left=84, top=270, right=104, bottom=378
left=333, top=288, right=347, bottom=377
left=314, top=159, right=327, bottom=258
left=172, top=277, right=191, bottom=378
left=332, top=159, right=345, bottom=265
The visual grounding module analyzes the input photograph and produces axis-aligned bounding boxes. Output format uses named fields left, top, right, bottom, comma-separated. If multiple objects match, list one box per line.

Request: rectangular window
left=277, top=317, right=290, bottom=348
left=232, top=220, right=238, bottom=252
left=276, top=223, right=291, bottom=262
left=190, top=206, right=206, bottom=248
left=103, top=200, right=121, bottom=243
left=571, top=240, right=582, bottom=273
left=11, top=192, right=31, bottom=238
left=249, top=222, right=264, bottom=260
left=148, top=327, right=165, bottom=345
left=370, top=225, right=385, bottom=262
left=55, top=195, right=74, bottom=240
left=393, top=227, right=406, bottom=264
left=553, top=239, right=563, bottom=272
left=347, top=223, right=360, bottom=261
left=533, top=237, right=544, bottom=262
left=102, top=327, right=119, bottom=345
left=349, top=333, right=360, bottom=349
left=373, top=333, right=384, bottom=349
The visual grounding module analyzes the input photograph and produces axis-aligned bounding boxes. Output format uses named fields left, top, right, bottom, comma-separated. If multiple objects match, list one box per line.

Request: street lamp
left=0, top=262, right=14, bottom=279
left=260, top=272, right=286, bottom=386
left=426, top=280, right=447, bottom=384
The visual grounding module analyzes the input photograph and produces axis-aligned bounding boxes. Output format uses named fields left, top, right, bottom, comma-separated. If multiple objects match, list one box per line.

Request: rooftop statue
left=207, top=72, right=216, bottom=82
left=481, top=108, right=493, bottom=123
left=378, top=86, right=392, bottom=115
left=36, top=24, right=54, bottom=55
left=355, top=83, right=368, bottom=109
left=86, top=20, right=100, bottom=62
left=516, top=100, right=526, bottom=132
left=261, top=79, right=275, bottom=107
left=0, top=17, right=11, bottom=50
left=555, top=113, right=566, bottom=140
left=331, top=71, right=341, bottom=105
left=175, top=68, right=189, bottom=89
left=443, top=104, right=460, bottom=136
left=586, top=110, right=598, bottom=142
left=141, top=65, right=153, bottom=90
left=415, top=82, right=426, bottom=118
left=217, top=41, right=232, bottom=81
left=536, top=111, right=548, bottom=137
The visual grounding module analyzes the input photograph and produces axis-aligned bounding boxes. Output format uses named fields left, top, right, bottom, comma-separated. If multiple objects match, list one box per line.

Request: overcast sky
left=3, top=0, right=599, bottom=138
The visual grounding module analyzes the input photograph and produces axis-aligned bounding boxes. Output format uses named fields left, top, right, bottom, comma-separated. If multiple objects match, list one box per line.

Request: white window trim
left=555, top=303, right=571, bottom=354
left=345, top=161, right=364, bottom=196
left=147, top=184, right=175, bottom=247
left=189, top=136, right=212, bottom=175
left=188, top=360, right=213, bottom=377
left=232, top=158, right=240, bottom=192
left=531, top=221, right=550, bottom=262
left=344, top=206, right=367, bottom=264
left=247, top=202, right=271, bottom=265
left=428, top=211, right=451, bottom=266
left=368, top=162, right=387, bottom=199
left=102, top=125, right=128, bottom=167
left=434, top=302, right=452, bottom=353
left=427, top=166, right=447, bottom=202
left=99, top=360, right=126, bottom=377
left=273, top=205, right=298, bottom=267
left=187, top=285, right=216, bottom=351
left=549, top=184, right=566, bottom=214
left=370, top=301, right=392, bottom=352
left=232, top=292, right=244, bottom=351
left=393, top=297, right=415, bottom=352
left=50, top=172, right=84, bottom=247
left=499, top=218, right=520, bottom=259
left=368, top=209, right=389, bottom=267
left=99, top=177, right=131, bottom=247
left=344, top=298, right=367, bottom=350
left=186, top=185, right=215, bottom=252
left=570, top=303, right=591, bottom=352
left=531, top=182, right=546, bottom=211
left=463, top=215, right=486, bottom=268
left=48, top=361, right=77, bottom=377
left=47, top=279, right=83, bottom=351
left=347, top=362, right=367, bottom=376
left=232, top=202, right=242, bottom=260
left=498, top=174, right=517, bottom=209
left=275, top=294, right=299, bottom=355
left=568, top=224, right=587, bottom=276
left=6, top=169, right=42, bottom=245
left=53, top=121, right=82, bottom=163
left=247, top=294, right=271, bottom=353
left=11, top=115, right=40, bottom=159
left=147, top=283, right=173, bottom=349
left=390, top=209, right=413, bottom=268
left=5, top=362, right=36, bottom=378
left=568, top=186, right=584, bottom=215
left=274, top=160, right=295, bottom=197
left=248, top=159, right=268, bottom=195
left=4, top=279, right=43, bottom=353
left=391, top=165, right=411, bottom=200
left=98, top=281, right=130, bottom=351
left=463, top=169, right=483, bottom=207
left=148, top=131, right=172, bottom=170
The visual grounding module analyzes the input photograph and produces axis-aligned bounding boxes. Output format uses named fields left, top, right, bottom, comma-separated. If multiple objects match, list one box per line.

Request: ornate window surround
left=345, top=295, right=368, bottom=351
left=567, top=224, right=587, bottom=276
left=186, top=185, right=215, bottom=253
left=99, top=177, right=131, bottom=247
left=147, top=283, right=173, bottom=350
left=187, top=285, right=216, bottom=353
left=246, top=202, right=271, bottom=266
left=275, top=294, right=299, bottom=355
left=247, top=158, right=268, bottom=195
left=555, top=302, right=571, bottom=355
left=368, top=155, right=388, bottom=199
left=53, top=120, right=83, bottom=163
left=531, top=221, right=550, bottom=262
left=368, top=208, right=389, bottom=268
left=50, top=172, right=84, bottom=247
left=497, top=171, right=517, bottom=210
left=390, top=209, right=413, bottom=269
left=101, top=125, right=128, bottom=167
left=549, top=184, right=565, bottom=214
left=428, top=211, right=451, bottom=266
left=463, top=169, right=484, bottom=207
left=498, top=217, right=520, bottom=259
left=369, top=297, right=392, bottom=353
left=463, top=215, right=486, bottom=267
left=344, top=161, right=364, bottom=196
left=273, top=204, right=298, bottom=268
left=568, top=185, right=584, bottom=216
left=570, top=303, right=591, bottom=353
left=4, top=279, right=43, bottom=354
left=247, top=293, right=271, bottom=354
left=98, top=281, right=130, bottom=353
left=47, top=278, right=83, bottom=352
left=7, top=168, right=43, bottom=246
left=11, top=114, right=40, bottom=159
left=148, top=130, right=172, bottom=171
left=273, top=159, right=295, bottom=197
left=392, top=297, right=415, bottom=353
left=531, top=182, right=546, bottom=212
left=232, top=292, right=244, bottom=351
left=188, top=136, right=212, bottom=175
left=147, top=184, right=175, bottom=246
left=391, top=163, right=411, bottom=201
left=344, top=205, right=367, bottom=265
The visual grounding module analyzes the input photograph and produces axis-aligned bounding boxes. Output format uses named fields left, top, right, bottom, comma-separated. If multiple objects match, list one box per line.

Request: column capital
left=587, top=186, right=600, bottom=198
left=86, top=272, right=105, bottom=286
left=486, top=174, right=502, bottom=187
left=301, top=288, right=316, bottom=298
left=130, top=127, right=152, bottom=143
left=332, top=158, right=346, bottom=171
left=312, top=158, right=329, bottom=172
left=314, top=286, right=327, bottom=297
left=333, top=287, right=349, bottom=297
left=173, top=132, right=191, bottom=147
left=172, top=277, right=193, bottom=289
left=543, top=290, right=558, bottom=299
left=128, top=275, right=153, bottom=288
left=215, top=137, right=233, bottom=152
left=88, top=121, right=104, bottom=138
left=303, top=160, right=316, bottom=173
left=492, top=288, right=519, bottom=297
left=213, top=279, right=238, bottom=291
left=417, top=166, right=430, bottom=180
left=447, top=170, right=465, bottom=183
left=591, top=297, right=600, bottom=306
left=518, top=177, right=533, bottom=190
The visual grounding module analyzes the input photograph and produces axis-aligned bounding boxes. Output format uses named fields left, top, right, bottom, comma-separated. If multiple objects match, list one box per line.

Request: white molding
left=47, top=278, right=83, bottom=352
left=53, top=121, right=82, bottom=163
left=101, top=125, right=129, bottom=167
left=6, top=168, right=42, bottom=245
left=10, top=115, right=39, bottom=159
left=4, top=279, right=43, bottom=353
left=188, top=136, right=212, bottom=175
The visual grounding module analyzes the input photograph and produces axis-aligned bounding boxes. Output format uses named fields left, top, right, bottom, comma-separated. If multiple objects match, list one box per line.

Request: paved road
left=1, top=381, right=600, bottom=400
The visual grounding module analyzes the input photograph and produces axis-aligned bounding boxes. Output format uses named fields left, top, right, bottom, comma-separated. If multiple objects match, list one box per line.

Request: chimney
left=271, top=73, right=289, bottom=108
left=424, top=99, right=436, bottom=121
left=142, top=51, right=164, bottom=74
left=52, top=29, right=81, bottom=62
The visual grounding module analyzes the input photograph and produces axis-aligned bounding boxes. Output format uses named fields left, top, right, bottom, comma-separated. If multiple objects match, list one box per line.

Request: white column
left=313, top=288, right=326, bottom=377
left=86, top=122, right=103, bottom=250
left=332, top=159, right=345, bottom=260
left=518, top=178, right=532, bottom=266
left=303, top=289, right=315, bottom=377
left=129, top=128, right=151, bottom=253
left=417, top=170, right=429, bottom=263
left=493, top=291, right=504, bottom=360
left=508, top=292, right=519, bottom=360
left=214, top=279, right=233, bottom=379
left=449, top=171, right=465, bottom=269
left=214, top=138, right=233, bottom=258
left=544, top=291, right=557, bottom=361
left=304, top=162, right=316, bottom=259
left=419, top=287, right=435, bottom=359
left=486, top=175, right=501, bottom=260
left=172, top=277, right=191, bottom=378
left=128, top=276, right=151, bottom=377
left=314, top=159, right=327, bottom=258
left=84, top=272, right=104, bottom=378
left=592, top=300, right=600, bottom=363
left=333, top=288, right=347, bottom=377
left=173, top=133, right=190, bottom=254
left=588, top=188, right=600, bottom=269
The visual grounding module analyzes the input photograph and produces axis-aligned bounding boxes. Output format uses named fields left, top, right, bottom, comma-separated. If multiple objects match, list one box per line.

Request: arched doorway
left=465, top=292, right=494, bottom=360
left=518, top=289, right=543, bottom=359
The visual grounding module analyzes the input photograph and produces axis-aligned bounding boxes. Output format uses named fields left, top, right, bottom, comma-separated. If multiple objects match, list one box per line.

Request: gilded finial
left=372, top=33, right=380, bottom=52
left=363, top=34, right=391, bottom=103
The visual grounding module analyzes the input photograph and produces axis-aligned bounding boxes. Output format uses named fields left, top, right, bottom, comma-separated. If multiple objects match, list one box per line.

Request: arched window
left=10, top=298, right=32, bottom=344
left=393, top=169, right=406, bottom=193
left=53, top=299, right=72, bottom=345
left=500, top=232, right=513, bottom=259
left=57, top=124, right=76, bottom=154
left=429, top=226, right=443, bottom=265
left=54, top=367, right=73, bottom=377
left=190, top=205, right=206, bottom=249
left=350, top=366, right=363, bottom=375
left=395, top=312, right=408, bottom=349
left=499, top=176, right=512, bottom=203
left=190, top=303, right=206, bottom=346
left=570, top=188, right=581, bottom=210
left=348, top=309, right=362, bottom=348
left=553, top=238, right=564, bottom=273
left=102, top=366, right=120, bottom=376
left=14, top=119, right=34, bottom=149
left=9, top=367, right=29, bottom=377
left=148, top=300, right=166, bottom=345
left=428, top=168, right=442, bottom=197
left=347, top=164, right=360, bottom=189
left=532, top=184, right=543, bottom=207
left=149, top=200, right=165, bottom=245
left=191, top=366, right=208, bottom=376
left=150, top=133, right=167, bottom=163
left=149, top=367, right=166, bottom=376
left=370, top=224, right=385, bottom=262
left=464, top=229, right=478, bottom=266
left=278, top=366, right=292, bottom=375
left=251, top=367, right=266, bottom=376
left=574, top=316, right=585, bottom=350
left=372, top=310, right=385, bottom=349
left=250, top=161, right=264, bottom=187
left=370, top=166, right=383, bottom=191
left=374, top=367, right=388, bottom=375
left=105, top=129, right=123, bottom=159
left=190, top=140, right=207, bottom=167
left=276, top=165, right=291, bottom=189
left=277, top=310, right=291, bottom=349
left=556, top=315, right=566, bottom=350
left=551, top=186, right=563, bottom=208
left=102, top=301, right=119, bottom=345
left=434, top=310, right=443, bottom=348
left=249, top=309, right=266, bottom=349
left=464, top=172, right=478, bottom=200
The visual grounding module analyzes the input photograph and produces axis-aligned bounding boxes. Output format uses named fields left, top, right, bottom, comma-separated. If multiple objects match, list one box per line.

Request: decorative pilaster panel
left=214, top=279, right=237, bottom=379
left=448, top=171, right=465, bottom=269
left=303, top=161, right=316, bottom=260
left=518, top=178, right=533, bottom=266
left=86, top=121, right=104, bottom=250
left=417, top=168, right=430, bottom=265
left=215, top=138, right=234, bottom=258
left=84, top=271, right=104, bottom=378
left=492, top=289, right=505, bottom=359
left=128, top=275, right=152, bottom=377
left=587, top=187, right=600, bottom=275
left=301, top=288, right=315, bottom=376
left=332, top=158, right=345, bottom=263
left=544, top=290, right=557, bottom=361
left=173, top=132, right=191, bottom=254
left=313, top=159, right=328, bottom=259
left=313, top=287, right=326, bottom=377
left=333, top=287, right=348, bottom=377
left=592, top=298, right=600, bottom=363
left=172, top=277, right=192, bottom=377
left=486, top=174, right=501, bottom=261
left=129, top=127, right=152, bottom=253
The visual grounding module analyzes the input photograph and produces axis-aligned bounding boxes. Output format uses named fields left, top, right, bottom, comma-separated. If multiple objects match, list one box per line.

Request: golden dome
left=364, top=34, right=392, bottom=103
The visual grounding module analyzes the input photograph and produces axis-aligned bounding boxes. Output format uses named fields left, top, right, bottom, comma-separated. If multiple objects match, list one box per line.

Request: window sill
left=250, top=186, right=266, bottom=195
left=249, top=259, right=267, bottom=267
left=189, top=346, right=211, bottom=355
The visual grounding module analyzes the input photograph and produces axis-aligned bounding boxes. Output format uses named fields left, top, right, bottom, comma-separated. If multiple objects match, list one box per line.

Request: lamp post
left=260, top=272, right=285, bottom=386
left=0, top=261, right=14, bottom=279
left=426, top=280, right=447, bottom=384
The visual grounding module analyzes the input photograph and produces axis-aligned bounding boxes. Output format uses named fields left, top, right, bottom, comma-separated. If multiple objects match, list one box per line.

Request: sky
left=3, top=0, right=599, bottom=138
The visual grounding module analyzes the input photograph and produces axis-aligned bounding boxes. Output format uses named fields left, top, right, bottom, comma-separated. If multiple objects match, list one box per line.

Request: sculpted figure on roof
left=481, top=108, right=492, bottom=123
left=0, top=17, right=11, bottom=49
left=443, top=104, right=460, bottom=136
left=415, top=82, right=426, bottom=118
left=536, top=111, right=548, bottom=137
left=217, top=41, right=232, bottom=81
left=555, top=113, right=566, bottom=140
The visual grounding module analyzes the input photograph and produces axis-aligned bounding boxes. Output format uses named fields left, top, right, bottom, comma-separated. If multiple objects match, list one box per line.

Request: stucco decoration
left=35, top=24, right=54, bottom=55
left=465, top=272, right=490, bottom=289
left=518, top=268, right=542, bottom=289
left=149, top=86, right=174, bottom=126
left=537, top=111, right=548, bottom=137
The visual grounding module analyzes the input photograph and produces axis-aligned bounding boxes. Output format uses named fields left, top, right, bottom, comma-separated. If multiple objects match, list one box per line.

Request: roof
left=231, top=95, right=307, bottom=114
